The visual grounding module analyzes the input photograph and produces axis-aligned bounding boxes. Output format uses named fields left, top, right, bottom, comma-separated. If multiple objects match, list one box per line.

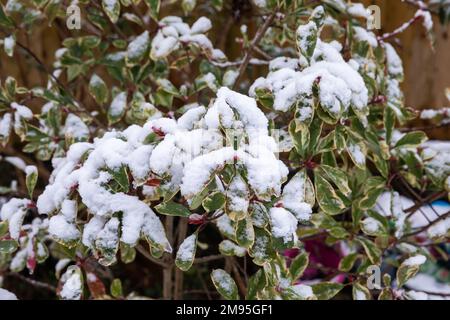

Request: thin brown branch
left=135, top=244, right=169, bottom=268
left=378, top=13, right=423, bottom=41
left=194, top=254, right=225, bottom=264
left=404, top=191, right=447, bottom=215
left=233, top=11, right=278, bottom=90
left=173, top=219, right=188, bottom=300
left=399, top=122, right=450, bottom=132
left=405, top=286, right=450, bottom=297
left=13, top=41, right=107, bottom=130
left=402, top=210, right=450, bottom=239
left=7, top=272, right=56, bottom=293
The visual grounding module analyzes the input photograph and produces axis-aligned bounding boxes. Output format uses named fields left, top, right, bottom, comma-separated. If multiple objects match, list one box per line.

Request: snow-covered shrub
left=0, top=0, right=449, bottom=300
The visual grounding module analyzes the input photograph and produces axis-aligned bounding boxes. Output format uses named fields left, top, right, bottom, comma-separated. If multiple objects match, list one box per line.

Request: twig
left=399, top=122, right=450, bottom=132
left=233, top=11, right=278, bottom=90
left=13, top=41, right=106, bottom=130
left=405, top=286, right=450, bottom=297
left=401, top=210, right=450, bottom=239
left=0, top=145, right=51, bottom=181
left=378, top=13, right=423, bottom=41
left=162, top=216, right=174, bottom=300
left=195, top=268, right=212, bottom=300
left=7, top=272, right=56, bottom=293
left=229, top=257, right=247, bottom=297
left=135, top=244, right=169, bottom=268
left=404, top=191, right=447, bottom=216
left=194, top=254, right=225, bottom=264
left=174, top=219, right=188, bottom=300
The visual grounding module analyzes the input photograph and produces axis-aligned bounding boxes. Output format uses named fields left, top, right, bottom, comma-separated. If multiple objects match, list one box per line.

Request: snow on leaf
left=175, top=233, right=197, bottom=271
left=102, top=0, right=120, bottom=23
left=211, top=269, right=239, bottom=300
left=226, top=173, right=250, bottom=221
left=219, top=240, right=246, bottom=257
left=0, top=198, right=31, bottom=239
left=280, top=169, right=314, bottom=221
left=126, top=31, right=150, bottom=65
left=0, top=288, right=18, bottom=300
left=88, top=74, right=108, bottom=105
left=269, top=207, right=298, bottom=246
left=59, top=266, right=83, bottom=300
left=397, top=255, right=427, bottom=288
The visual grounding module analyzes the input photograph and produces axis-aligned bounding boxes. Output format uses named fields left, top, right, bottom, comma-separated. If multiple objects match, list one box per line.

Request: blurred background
left=0, top=0, right=449, bottom=139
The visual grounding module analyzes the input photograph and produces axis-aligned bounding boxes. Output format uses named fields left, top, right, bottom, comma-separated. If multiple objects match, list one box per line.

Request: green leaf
left=246, top=269, right=266, bottom=300
left=394, top=131, right=427, bottom=149
left=0, top=4, right=14, bottom=28
left=110, top=279, right=123, bottom=298
left=235, top=216, right=255, bottom=248
left=314, top=172, right=346, bottom=215
left=249, top=228, right=274, bottom=266
left=249, top=202, right=269, bottom=228
left=226, top=173, right=249, bottom=221
left=311, top=282, right=344, bottom=300
left=360, top=210, right=389, bottom=236
left=356, top=237, right=381, bottom=265
left=96, top=218, right=120, bottom=266
left=319, top=165, right=351, bottom=197
left=317, top=131, right=335, bottom=153
left=0, top=239, right=18, bottom=253
left=352, top=282, right=372, bottom=300
left=175, top=234, right=197, bottom=271
left=182, top=0, right=197, bottom=15
left=145, top=0, right=160, bottom=21
left=296, top=21, right=318, bottom=63
left=5, top=76, right=17, bottom=98
left=211, top=269, right=239, bottom=300
left=155, top=201, right=190, bottom=217
left=120, top=242, right=136, bottom=264
left=219, top=240, right=246, bottom=257
left=0, top=221, right=8, bottom=237
left=396, top=256, right=425, bottom=287
left=45, top=0, right=62, bottom=25
left=102, top=0, right=121, bottom=23
left=347, top=141, right=367, bottom=169
left=378, top=288, right=393, bottom=300
left=109, top=165, right=129, bottom=193
left=202, top=191, right=226, bottom=212
left=108, top=92, right=127, bottom=125
left=289, top=251, right=309, bottom=280
left=126, top=31, right=150, bottom=65
left=25, top=166, right=38, bottom=199
left=384, top=106, right=396, bottom=145
left=289, top=120, right=309, bottom=158
left=89, top=74, right=109, bottom=105
left=358, top=177, right=385, bottom=210
left=338, top=253, right=359, bottom=272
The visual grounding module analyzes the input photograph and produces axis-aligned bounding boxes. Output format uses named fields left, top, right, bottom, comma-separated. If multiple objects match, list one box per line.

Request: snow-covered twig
left=378, top=13, right=423, bottom=41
